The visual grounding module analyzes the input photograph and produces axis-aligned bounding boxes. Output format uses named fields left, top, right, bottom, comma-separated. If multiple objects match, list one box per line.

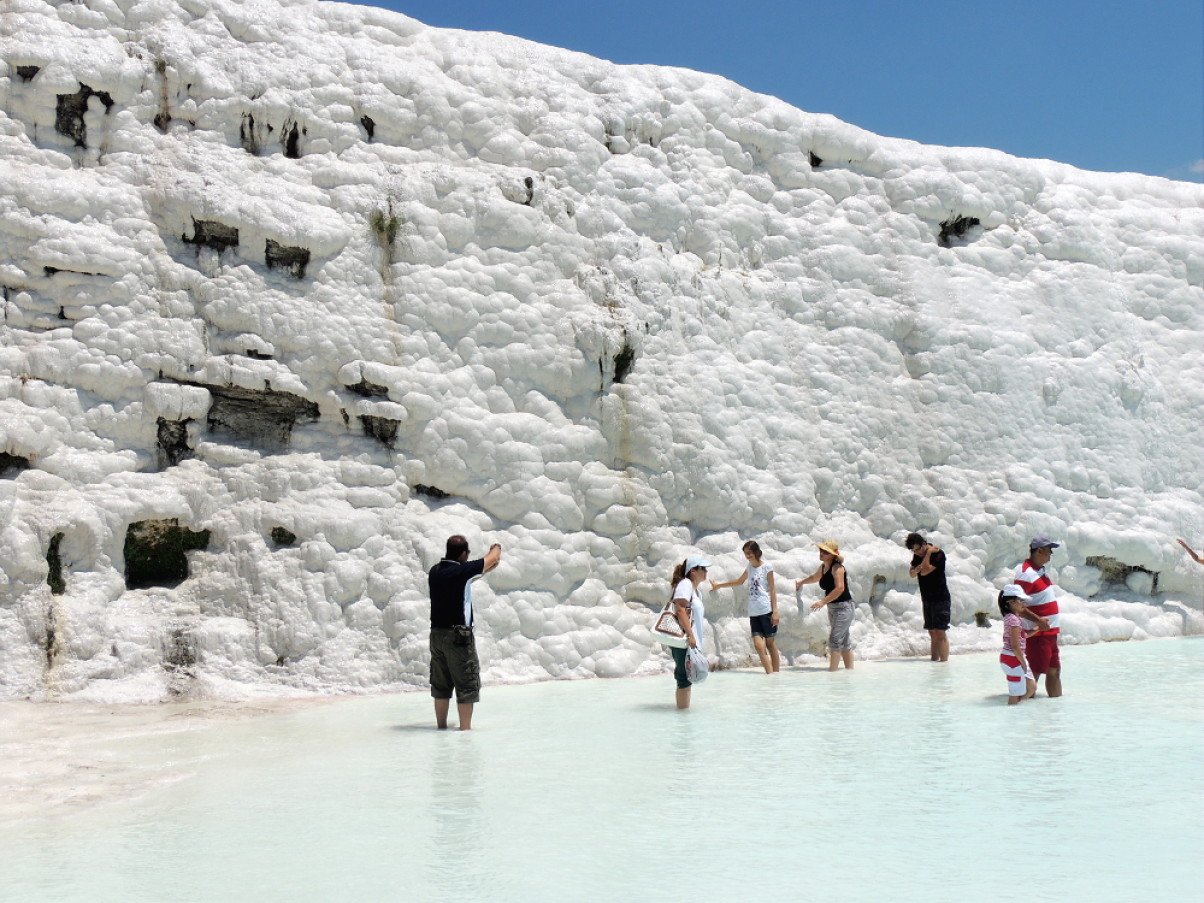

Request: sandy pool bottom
left=2, top=639, right=1202, bottom=903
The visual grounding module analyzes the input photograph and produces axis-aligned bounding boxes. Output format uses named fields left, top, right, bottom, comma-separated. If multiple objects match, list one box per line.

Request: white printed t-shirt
left=746, top=563, right=774, bottom=617
left=673, top=578, right=705, bottom=646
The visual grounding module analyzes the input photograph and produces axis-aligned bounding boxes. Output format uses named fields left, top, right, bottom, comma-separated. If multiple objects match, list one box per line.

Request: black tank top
left=820, top=563, right=852, bottom=604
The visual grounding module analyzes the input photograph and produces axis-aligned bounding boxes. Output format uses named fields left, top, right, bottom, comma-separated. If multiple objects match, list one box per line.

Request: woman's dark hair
left=742, top=540, right=762, bottom=560
left=670, top=559, right=688, bottom=595
left=905, top=532, right=925, bottom=551
left=998, top=591, right=1019, bottom=619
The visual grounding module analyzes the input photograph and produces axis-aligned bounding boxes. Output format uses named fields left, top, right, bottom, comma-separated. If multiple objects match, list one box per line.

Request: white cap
left=685, top=554, right=712, bottom=572
left=1000, top=583, right=1030, bottom=602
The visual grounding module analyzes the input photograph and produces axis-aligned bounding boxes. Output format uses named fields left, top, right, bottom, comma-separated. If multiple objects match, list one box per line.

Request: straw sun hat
left=815, top=540, right=842, bottom=559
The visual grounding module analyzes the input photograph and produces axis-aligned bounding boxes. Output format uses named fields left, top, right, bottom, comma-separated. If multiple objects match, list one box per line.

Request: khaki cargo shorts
left=430, top=627, right=481, bottom=704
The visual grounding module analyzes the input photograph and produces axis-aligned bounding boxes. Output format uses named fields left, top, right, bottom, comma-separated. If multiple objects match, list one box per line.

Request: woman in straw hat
left=795, top=540, right=855, bottom=671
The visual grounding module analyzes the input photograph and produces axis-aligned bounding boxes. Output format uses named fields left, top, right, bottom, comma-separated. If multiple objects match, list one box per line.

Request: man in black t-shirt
left=428, top=534, right=501, bottom=730
left=906, top=532, right=950, bottom=663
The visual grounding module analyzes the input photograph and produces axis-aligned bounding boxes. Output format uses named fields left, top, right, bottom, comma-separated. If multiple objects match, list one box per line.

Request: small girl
left=999, top=584, right=1037, bottom=704
left=711, top=540, right=779, bottom=673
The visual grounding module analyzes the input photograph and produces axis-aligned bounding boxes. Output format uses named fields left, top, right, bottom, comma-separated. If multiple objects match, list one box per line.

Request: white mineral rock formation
left=1, top=0, right=1201, bottom=700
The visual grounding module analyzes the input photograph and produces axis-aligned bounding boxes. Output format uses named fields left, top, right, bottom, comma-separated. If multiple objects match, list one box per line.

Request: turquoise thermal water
left=3, top=639, right=1202, bottom=902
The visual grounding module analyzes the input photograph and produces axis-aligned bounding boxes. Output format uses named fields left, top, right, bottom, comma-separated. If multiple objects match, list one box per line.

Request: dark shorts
left=430, top=627, right=481, bottom=704
left=671, top=646, right=691, bottom=689
left=749, top=614, right=778, bottom=638
left=1026, top=633, right=1061, bottom=677
left=922, top=597, right=951, bottom=631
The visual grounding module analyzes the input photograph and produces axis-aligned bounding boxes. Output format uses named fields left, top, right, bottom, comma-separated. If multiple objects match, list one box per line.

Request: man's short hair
left=905, top=532, right=925, bottom=550
left=445, top=535, right=469, bottom=560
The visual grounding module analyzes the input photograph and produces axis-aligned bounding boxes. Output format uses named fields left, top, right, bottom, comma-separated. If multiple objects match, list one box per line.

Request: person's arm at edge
left=794, top=567, right=823, bottom=590
left=672, top=596, right=697, bottom=648
left=768, top=571, right=779, bottom=625
left=482, top=543, right=501, bottom=573
left=1018, top=605, right=1050, bottom=632
left=916, top=546, right=939, bottom=577
left=710, top=572, right=748, bottom=592
left=1177, top=538, right=1204, bottom=565
left=1009, top=623, right=1030, bottom=674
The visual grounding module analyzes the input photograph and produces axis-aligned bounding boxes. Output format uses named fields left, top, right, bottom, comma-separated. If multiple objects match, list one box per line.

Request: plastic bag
left=685, top=646, right=709, bottom=684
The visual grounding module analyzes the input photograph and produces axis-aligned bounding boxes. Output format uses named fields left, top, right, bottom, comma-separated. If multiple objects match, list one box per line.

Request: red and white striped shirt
left=1014, top=559, right=1060, bottom=636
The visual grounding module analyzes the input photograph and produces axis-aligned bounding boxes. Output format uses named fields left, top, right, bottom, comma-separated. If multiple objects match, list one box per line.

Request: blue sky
left=351, top=0, right=1203, bottom=182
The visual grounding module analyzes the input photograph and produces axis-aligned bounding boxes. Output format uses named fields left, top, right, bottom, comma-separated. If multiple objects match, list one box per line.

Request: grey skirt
left=827, top=599, right=855, bottom=651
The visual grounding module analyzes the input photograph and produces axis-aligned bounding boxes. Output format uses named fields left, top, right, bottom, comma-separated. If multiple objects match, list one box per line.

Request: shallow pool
left=3, top=639, right=1202, bottom=902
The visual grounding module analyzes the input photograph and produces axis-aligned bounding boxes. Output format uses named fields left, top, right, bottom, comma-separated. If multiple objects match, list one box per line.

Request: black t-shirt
left=911, top=549, right=950, bottom=603
left=429, top=557, right=486, bottom=628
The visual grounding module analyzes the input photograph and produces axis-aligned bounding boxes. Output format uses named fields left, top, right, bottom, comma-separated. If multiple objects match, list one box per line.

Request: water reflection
left=427, top=735, right=484, bottom=894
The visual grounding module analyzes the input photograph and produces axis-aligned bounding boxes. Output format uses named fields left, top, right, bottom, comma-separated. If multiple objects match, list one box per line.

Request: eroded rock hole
left=44, top=602, right=57, bottom=669
left=523, top=176, right=534, bottom=205
left=47, top=532, right=66, bottom=595
left=43, top=266, right=102, bottom=278
left=164, top=626, right=197, bottom=670
left=360, top=115, right=375, bottom=141
left=184, top=218, right=239, bottom=252
left=205, top=384, right=319, bottom=452
left=413, top=484, right=450, bottom=500
left=239, top=112, right=259, bottom=154
left=265, top=240, right=310, bottom=278
left=809, top=151, right=823, bottom=168
left=348, top=378, right=389, bottom=398
left=1086, top=555, right=1159, bottom=594
left=0, top=452, right=31, bottom=478
left=283, top=121, right=301, bottom=158
left=270, top=526, right=297, bottom=548
left=868, top=575, right=887, bottom=607
left=360, top=415, right=399, bottom=447
left=124, top=518, right=211, bottom=590
left=16, top=65, right=40, bottom=82
left=55, top=83, right=114, bottom=147
left=612, top=341, right=636, bottom=384
left=153, top=59, right=171, bottom=132
left=938, top=214, right=981, bottom=247
left=156, top=417, right=194, bottom=469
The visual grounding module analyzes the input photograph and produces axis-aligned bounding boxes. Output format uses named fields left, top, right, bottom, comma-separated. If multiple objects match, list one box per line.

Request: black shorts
left=922, top=597, right=951, bottom=632
left=430, top=627, right=481, bottom=704
left=749, top=614, right=778, bottom=638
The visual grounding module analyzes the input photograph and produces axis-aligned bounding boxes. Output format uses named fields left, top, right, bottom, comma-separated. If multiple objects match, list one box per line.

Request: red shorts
left=1026, top=633, right=1061, bottom=676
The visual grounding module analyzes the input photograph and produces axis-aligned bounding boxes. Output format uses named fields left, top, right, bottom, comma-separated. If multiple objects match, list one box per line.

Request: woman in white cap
left=998, top=584, right=1037, bottom=704
left=795, top=540, right=855, bottom=671
left=669, top=554, right=709, bottom=709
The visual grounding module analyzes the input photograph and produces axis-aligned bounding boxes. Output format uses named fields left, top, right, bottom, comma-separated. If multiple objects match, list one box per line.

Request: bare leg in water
left=434, top=698, right=475, bottom=730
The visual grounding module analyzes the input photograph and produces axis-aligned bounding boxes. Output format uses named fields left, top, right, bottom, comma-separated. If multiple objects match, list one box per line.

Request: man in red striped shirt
left=1014, top=535, right=1063, bottom=698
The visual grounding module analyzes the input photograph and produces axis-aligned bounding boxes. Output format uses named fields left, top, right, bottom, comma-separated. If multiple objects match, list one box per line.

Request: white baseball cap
left=685, top=554, right=712, bottom=572
left=1000, top=583, right=1030, bottom=602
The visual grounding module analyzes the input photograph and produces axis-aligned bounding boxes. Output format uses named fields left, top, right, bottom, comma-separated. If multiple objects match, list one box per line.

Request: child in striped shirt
left=998, top=584, right=1036, bottom=704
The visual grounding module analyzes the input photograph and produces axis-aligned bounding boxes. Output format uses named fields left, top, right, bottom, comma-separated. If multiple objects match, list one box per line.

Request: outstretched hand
left=809, top=600, right=826, bottom=611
